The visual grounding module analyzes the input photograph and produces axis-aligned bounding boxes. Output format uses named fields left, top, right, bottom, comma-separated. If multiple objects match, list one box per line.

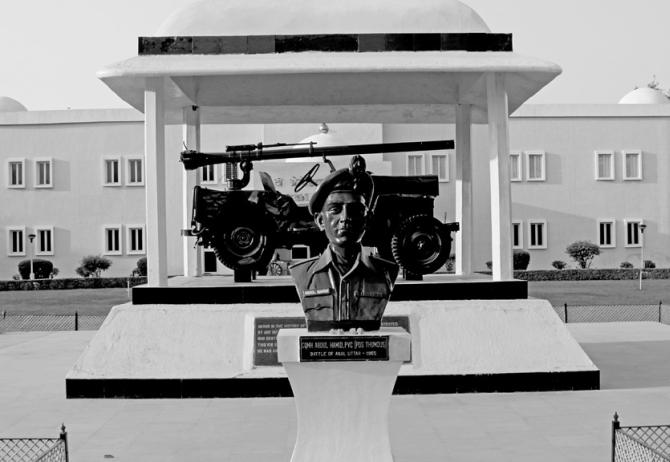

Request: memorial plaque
left=253, top=316, right=410, bottom=366
left=299, top=336, right=390, bottom=362
left=254, top=317, right=305, bottom=366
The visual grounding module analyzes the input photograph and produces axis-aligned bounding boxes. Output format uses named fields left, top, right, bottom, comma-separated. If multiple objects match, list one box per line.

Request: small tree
left=620, top=261, right=634, bottom=269
left=136, top=257, right=147, bottom=276
left=18, top=259, right=54, bottom=279
left=513, top=249, right=530, bottom=270
left=552, top=260, right=567, bottom=270
left=76, top=255, right=112, bottom=278
left=565, top=241, right=600, bottom=269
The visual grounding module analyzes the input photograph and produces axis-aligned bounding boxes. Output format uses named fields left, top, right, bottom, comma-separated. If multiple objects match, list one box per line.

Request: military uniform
left=290, top=246, right=399, bottom=324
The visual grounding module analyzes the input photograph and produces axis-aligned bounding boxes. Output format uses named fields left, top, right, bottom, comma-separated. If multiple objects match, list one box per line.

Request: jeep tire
left=391, top=214, right=451, bottom=275
left=212, top=207, right=276, bottom=271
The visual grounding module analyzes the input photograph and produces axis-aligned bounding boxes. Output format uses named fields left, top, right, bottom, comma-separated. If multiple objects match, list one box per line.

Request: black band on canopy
left=138, top=33, right=512, bottom=55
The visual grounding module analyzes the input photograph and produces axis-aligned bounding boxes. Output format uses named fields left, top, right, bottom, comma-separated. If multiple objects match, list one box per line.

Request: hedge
left=512, top=268, right=670, bottom=281
left=0, top=277, right=147, bottom=291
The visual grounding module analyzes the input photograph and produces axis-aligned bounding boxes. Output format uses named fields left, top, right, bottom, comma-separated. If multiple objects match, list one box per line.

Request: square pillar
left=144, top=77, right=168, bottom=287
left=486, top=73, right=513, bottom=281
left=182, top=106, right=202, bottom=277
left=455, top=104, right=473, bottom=276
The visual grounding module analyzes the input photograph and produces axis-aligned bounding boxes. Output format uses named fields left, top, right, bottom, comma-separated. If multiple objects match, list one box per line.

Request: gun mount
left=182, top=140, right=459, bottom=278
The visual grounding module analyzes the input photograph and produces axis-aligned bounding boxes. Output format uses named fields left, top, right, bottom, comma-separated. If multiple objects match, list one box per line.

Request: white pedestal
left=277, top=328, right=411, bottom=462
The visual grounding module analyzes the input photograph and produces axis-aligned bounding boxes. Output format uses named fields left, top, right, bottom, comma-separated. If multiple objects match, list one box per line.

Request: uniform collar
left=311, top=245, right=375, bottom=276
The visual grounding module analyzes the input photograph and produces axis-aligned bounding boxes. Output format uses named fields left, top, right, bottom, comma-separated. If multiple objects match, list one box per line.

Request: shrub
left=644, top=260, right=656, bottom=269
left=552, top=260, right=567, bottom=270
left=0, top=276, right=147, bottom=291
left=620, top=261, right=634, bottom=269
left=17, top=259, right=54, bottom=279
left=514, top=268, right=670, bottom=281
left=135, top=257, right=147, bottom=276
left=513, top=249, right=530, bottom=270
left=565, top=240, right=600, bottom=269
left=75, top=255, right=112, bottom=278
left=484, top=251, right=529, bottom=270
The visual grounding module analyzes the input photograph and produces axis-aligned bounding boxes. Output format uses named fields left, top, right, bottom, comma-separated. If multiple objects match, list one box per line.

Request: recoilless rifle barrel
left=180, top=139, right=454, bottom=170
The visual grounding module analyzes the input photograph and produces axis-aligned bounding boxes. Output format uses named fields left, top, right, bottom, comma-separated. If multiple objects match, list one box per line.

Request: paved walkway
left=1, top=323, right=670, bottom=461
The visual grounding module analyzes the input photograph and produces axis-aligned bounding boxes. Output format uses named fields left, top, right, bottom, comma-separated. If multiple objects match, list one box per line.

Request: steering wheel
left=294, top=163, right=320, bottom=192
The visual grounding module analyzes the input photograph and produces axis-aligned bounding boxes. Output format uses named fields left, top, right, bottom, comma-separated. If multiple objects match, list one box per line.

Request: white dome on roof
left=618, top=87, right=670, bottom=105
left=287, top=123, right=344, bottom=162
left=0, top=96, right=27, bottom=112
left=156, top=0, right=490, bottom=36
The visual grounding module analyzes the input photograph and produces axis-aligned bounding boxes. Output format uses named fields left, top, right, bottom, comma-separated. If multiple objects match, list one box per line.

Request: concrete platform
left=2, top=323, right=670, bottom=461
left=65, top=299, right=598, bottom=398
left=131, top=273, right=528, bottom=304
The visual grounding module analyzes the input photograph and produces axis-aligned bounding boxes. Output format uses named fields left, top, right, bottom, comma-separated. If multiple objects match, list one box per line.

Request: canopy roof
left=98, top=0, right=560, bottom=124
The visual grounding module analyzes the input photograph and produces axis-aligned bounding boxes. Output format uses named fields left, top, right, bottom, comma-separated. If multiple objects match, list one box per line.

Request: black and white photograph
left=1, top=0, right=669, bottom=460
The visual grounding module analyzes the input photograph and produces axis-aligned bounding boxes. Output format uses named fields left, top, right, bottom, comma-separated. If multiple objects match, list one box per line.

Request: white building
left=1, top=91, right=669, bottom=279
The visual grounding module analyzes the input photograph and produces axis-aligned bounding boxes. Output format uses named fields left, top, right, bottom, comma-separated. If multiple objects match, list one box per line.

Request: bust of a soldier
left=290, top=157, right=399, bottom=332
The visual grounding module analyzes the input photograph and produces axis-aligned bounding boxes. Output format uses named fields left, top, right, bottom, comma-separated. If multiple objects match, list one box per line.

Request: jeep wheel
left=212, top=209, right=276, bottom=271
left=391, top=215, right=451, bottom=274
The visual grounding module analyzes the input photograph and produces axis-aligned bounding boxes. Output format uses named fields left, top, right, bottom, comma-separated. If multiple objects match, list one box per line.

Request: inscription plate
left=299, top=336, right=390, bottom=362
left=253, top=316, right=409, bottom=366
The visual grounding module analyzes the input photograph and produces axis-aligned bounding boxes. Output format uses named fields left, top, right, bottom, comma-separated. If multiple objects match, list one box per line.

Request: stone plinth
left=278, top=328, right=411, bottom=462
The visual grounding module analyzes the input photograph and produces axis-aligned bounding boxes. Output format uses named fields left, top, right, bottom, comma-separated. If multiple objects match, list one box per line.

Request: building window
left=595, top=151, right=614, bottom=180
left=509, top=152, right=522, bottom=181
left=623, top=150, right=642, bottom=180
left=103, top=226, right=122, bottom=255
left=201, top=164, right=216, bottom=184
left=34, top=158, right=53, bottom=188
left=34, top=226, right=54, bottom=255
left=598, top=220, right=616, bottom=248
left=407, top=154, right=424, bottom=176
left=7, top=227, right=26, bottom=256
left=512, top=221, right=523, bottom=249
left=7, top=158, right=25, bottom=188
left=528, top=220, right=547, bottom=249
left=429, top=154, right=449, bottom=181
left=127, top=225, right=145, bottom=254
left=525, top=151, right=545, bottom=181
left=126, top=157, right=144, bottom=186
left=625, top=220, right=643, bottom=247
left=103, top=157, right=121, bottom=186
left=224, top=163, right=238, bottom=183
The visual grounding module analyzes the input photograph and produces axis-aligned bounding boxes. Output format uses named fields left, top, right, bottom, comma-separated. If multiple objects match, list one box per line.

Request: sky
left=2, top=0, right=669, bottom=111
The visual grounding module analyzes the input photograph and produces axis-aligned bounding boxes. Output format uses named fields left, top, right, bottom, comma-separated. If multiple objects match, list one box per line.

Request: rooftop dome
left=618, top=87, right=670, bottom=105
left=287, top=123, right=344, bottom=162
left=0, top=96, right=28, bottom=113
left=156, top=0, right=490, bottom=36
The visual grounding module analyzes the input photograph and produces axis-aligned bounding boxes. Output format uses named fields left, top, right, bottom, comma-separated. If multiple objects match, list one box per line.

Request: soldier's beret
left=309, top=167, right=373, bottom=215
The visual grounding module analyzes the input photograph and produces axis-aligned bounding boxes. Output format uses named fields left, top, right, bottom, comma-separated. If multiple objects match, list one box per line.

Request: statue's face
left=316, top=191, right=367, bottom=249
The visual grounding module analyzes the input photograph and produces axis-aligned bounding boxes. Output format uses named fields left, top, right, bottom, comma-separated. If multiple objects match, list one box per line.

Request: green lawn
left=528, top=279, right=669, bottom=306
left=0, top=288, right=130, bottom=316
left=0, top=279, right=668, bottom=316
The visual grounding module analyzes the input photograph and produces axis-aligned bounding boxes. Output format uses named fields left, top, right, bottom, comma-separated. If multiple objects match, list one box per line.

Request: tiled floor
left=1, top=323, right=669, bottom=461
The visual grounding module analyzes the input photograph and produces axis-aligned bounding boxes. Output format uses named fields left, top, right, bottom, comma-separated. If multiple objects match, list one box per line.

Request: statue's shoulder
left=289, top=257, right=320, bottom=285
left=289, top=256, right=319, bottom=271
left=368, top=253, right=400, bottom=279
left=368, top=254, right=397, bottom=269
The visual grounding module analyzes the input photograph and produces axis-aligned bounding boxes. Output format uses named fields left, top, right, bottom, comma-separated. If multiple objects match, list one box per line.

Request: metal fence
left=553, top=303, right=668, bottom=324
left=613, top=414, right=670, bottom=462
left=0, top=311, right=106, bottom=333
left=0, top=425, right=68, bottom=462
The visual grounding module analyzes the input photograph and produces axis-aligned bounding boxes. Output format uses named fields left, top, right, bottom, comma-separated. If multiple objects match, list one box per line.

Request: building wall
left=1, top=105, right=668, bottom=279
left=508, top=105, right=670, bottom=270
